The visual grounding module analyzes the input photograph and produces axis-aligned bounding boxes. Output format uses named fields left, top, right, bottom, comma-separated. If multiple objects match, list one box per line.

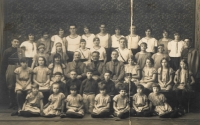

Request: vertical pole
left=0, top=0, right=4, bottom=64
left=195, top=0, right=200, bottom=52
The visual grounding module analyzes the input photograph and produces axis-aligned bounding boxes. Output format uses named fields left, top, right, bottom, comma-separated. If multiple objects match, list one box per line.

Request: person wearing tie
left=105, top=50, right=125, bottom=84
left=65, top=51, right=86, bottom=80
left=167, top=32, right=184, bottom=71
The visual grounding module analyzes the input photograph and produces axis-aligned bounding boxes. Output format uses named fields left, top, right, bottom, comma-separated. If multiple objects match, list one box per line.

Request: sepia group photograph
left=0, top=0, right=200, bottom=125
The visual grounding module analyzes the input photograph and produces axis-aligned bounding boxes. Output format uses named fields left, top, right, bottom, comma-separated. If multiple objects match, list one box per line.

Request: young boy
left=168, top=32, right=184, bottom=71
left=63, top=85, right=84, bottom=118
left=116, top=73, right=136, bottom=96
left=91, top=85, right=111, bottom=118
left=115, top=37, right=133, bottom=64
left=152, top=44, right=170, bottom=70
left=50, top=72, right=67, bottom=96
left=135, top=42, right=151, bottom=69
left=76, top=39, right=91, bottom=65
left=80, top=69, right=98, bottom=114
left=113, top=85, right=130, bottom=120
left=65, top=70, right=82, bottom=96
left=131, top=85, right=151, bottom=117
left=126, top=25, right=140, bottom=55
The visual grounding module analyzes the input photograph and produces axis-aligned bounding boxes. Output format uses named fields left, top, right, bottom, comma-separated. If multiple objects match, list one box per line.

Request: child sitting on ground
left=43, top=83, right=65, bottom=117
left=20, top=84, right=44, bottom=117
left=113, top=85, right=130, bottom=121
left=62, top=85, right=84, bottom=118
left=131, top=85, right=151, bottom=117
left=91, top=85, right=111, bottom=118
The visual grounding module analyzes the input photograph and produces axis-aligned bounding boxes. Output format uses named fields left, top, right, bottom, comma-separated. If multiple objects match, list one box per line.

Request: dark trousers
left=67, top=51, right=74, bottom=62
left=170, top=57, right=180, bottom=71
left=175, top=89, right=189, bottom=109
left=16, top=90, right=29, bottom=110
left=131, top=48, right=140, bottom=55
left=26, top=57, right=33, bottom=67
left=8, top=89, right=16, bottom=105
left=105, top=48, right=111, bottom=62
left=114, top=111, right=129, bottom=119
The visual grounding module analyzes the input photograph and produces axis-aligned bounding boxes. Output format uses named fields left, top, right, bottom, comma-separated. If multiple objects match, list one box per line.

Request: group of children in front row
left=12, top=53, right=194, bottom=120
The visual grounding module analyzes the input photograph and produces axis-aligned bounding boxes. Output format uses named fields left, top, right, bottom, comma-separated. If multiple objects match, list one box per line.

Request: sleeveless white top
left=111, top=35, right=124, bottom=48
left=51, top=35, right=67, bottom=53
left=127, top=35, right=140, bottom=49
left=81, top=34, right=95, bottom=49
left=96, top=33, right=109, bottom=48
left=90, top=46, right=106, bottom=61
left=66, top=35, right=81, bottom=51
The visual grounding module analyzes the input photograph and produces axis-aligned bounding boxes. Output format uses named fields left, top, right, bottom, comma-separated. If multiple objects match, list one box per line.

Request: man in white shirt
left=66, top=24, right=81, bottom=62
left=168, top=32, right=184, bottom=71
left=116, top=37, right=133, bottom=64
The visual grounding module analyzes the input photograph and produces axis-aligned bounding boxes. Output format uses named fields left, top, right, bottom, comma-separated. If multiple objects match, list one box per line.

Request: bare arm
left=44, top=74, right=50, bottom=86
left=113, top=101, right=119, bottom=112
left=143, top=74, right=156, bottom=83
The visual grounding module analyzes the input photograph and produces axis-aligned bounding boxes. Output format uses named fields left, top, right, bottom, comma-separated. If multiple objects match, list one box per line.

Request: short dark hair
left=92, top=51, right=100, bottom=56
left=104, top=70, right=112, bottom=75
left=140, top=42, right=147, bottom=47
left=19, top=57, right=27, bottom=63
left=31, top=83, right=39, bottom=89
left=70, top=85, right=77, bottom=91
left=69, top=24, right=77, bottom=28
left=80, top=39, right=86, bottom=43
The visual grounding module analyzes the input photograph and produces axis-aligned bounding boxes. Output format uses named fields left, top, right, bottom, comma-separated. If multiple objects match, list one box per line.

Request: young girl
left=158, top=30, right=172, bottom=54
left=81, top=25, right=95, bottom=49
left=31, top=43, right=49, bottom=69
left=140, top=58, right=157, bottom=90
left=138, top=28, right=158, bottom=54
left=64, top=85, right=84, bottom=118
left=174, top=59, right=195, bottom=111
left=51, top=27, right=67, bottom=54
left=148, top=84, right=177, bottom=118
left=48, top=53, right=66, bottom=84
left=20, top=84, right=44, bottom=117
left=158, top=58, right=174, bottom=91
left=125, top=56, right=140, bottom=84
left=76, top=39, right=91, bottom=65
left=90, top=37, right=107, bottom=64
left=14, top=57, right=32, bottom=113
left=37, top=31, right=52, bottom=55
left=131, top=85, right=151, bottom=117
left=135, top=42, right=151, bottom=69
left=152, top=44, right=170, bottom=70
left=43, top=83, right=65, bottom=117
left=111, top=26, right=124, bottom=51
left=91, top=85, right=111, bottom=118
left=113, top=85, right=130, bottom=120
left=126, top=25, right=140, bottom=55
left=33, top=56, right=50, bottom=103
left=50, top=42, right=68, bottom=66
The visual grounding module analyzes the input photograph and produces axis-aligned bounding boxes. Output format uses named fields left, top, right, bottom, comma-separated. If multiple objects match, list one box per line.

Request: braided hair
left=177, top=59, right=190, bottom=84
left=160, top=58, right=170, bottom=81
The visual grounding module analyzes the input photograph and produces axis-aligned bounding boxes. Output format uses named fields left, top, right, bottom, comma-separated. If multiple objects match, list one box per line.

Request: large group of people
left=1, top=23, right=200, bottom=120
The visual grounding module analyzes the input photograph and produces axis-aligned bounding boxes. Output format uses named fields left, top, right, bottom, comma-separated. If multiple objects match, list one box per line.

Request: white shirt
left=51, top=35, right=67, bottom=53
left=127, top=35, right=140, bottom=49
left=168, top=40, right=184, bottom=57
left=138, top=37, right=158, bottom=52
left=76, top=48, right=91, bottom=59
left=20, top=41, right=37, bottom=58
left=96, top=33, right=110, bottom=48
left=111, top=35, right=124, bottom=48
left=116, top=47, right=132, bottom=62
left=90, top=46, right=106, bottom=61
left=66, top=35, right=81, bottom=51
left=81, top=34, right=95, bottom=49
